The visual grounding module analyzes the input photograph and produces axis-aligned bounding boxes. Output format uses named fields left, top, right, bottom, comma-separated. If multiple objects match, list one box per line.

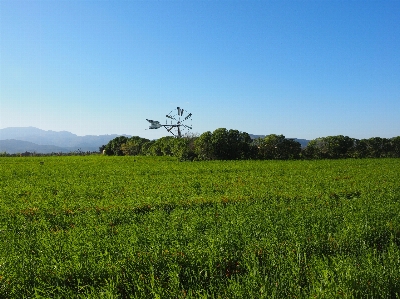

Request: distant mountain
left=249, top=134, right=310, bottom=147
left=0, top=139, right=74, bottom=154
left=248, top=134, right=266, bottom=140
left=292, top=139, right=310, bottom=148
left=0, top=127, right=130, bottom=154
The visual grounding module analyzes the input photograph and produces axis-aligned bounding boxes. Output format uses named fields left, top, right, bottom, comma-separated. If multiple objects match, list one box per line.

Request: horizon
left=1, top=126, right=399, bottom=141
left=1, top=1, right=399, bottom=140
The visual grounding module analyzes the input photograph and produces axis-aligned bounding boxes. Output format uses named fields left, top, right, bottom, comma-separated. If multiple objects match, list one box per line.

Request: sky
left=1, top=0, right=399, bottom=140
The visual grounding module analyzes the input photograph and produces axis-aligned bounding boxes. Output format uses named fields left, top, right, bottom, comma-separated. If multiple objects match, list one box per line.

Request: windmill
left=146, top=107, right=192, bottom=138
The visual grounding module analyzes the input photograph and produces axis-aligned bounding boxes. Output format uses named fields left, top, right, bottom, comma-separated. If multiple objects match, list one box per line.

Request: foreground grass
left=1, top=157, right=400, bottom=298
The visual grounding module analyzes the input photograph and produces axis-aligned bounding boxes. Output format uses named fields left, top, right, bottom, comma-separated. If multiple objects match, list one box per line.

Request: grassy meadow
left=1, top=156, right=400, bottom=298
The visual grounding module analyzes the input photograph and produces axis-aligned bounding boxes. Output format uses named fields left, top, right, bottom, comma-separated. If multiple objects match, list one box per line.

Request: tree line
left=100, top=128, right=400, bottom=160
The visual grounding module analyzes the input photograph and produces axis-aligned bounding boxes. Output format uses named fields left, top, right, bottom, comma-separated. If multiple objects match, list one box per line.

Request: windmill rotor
left=146, top=107, right=193, bottom=138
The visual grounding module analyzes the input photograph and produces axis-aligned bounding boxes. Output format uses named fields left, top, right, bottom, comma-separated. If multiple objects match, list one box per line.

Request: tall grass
left=1, top=157, right=399, bottom=298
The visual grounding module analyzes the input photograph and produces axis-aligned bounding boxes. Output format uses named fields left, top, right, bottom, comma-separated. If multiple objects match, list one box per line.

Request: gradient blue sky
left=1, top=0, right=399, bottom=140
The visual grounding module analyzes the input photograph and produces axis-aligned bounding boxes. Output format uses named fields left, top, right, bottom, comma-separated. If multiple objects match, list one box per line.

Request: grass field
left=1, top=156, right=400, bottom=298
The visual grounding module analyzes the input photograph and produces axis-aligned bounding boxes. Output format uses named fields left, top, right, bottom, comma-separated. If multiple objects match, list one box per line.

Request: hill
left=0, top=127, right=130, bottom=154
left=249, top=134, right=310, bottom=147
left=0, top=139, right=74, bottom=154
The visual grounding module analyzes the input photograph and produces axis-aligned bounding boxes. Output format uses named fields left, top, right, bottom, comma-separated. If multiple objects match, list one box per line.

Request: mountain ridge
left=0, top=139, right=77, bottom=154
left=248, top=134, right=310, bottom=147
left=0, top=127, right=131, bottom=153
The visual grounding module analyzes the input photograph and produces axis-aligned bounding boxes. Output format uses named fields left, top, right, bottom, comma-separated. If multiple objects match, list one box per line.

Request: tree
left=256, top=134, right=301, bottom=160
left=141, top=140, right=156, bottom=156
left=211, top=128, right=253, bottom=160
left=279, top=138, right=301, bottom=160
left=194, top=128, right=253, bottom=160
left=194, top=131, right=213, bottom=160
left=389, top=136, right=400, bottom=158
left=210, top=128, right=231, bottom=160
left=227, top=129, right=253, bottom=159
left=157, top=136, right=175, bottom=156
left=350, top=139, right=368, bottom=158
left=365, top=137, right=391, bottom=158
left=120, top=136, right=150, bottom=156
left=258, top=134, right=282, bottom=159
left=103, top=136, right=129, bottom=156
left=146, top=141, right=163, bottom=156
left=170, top=133, right=198, bottom=161
left=325, top=135, right=354, bottom=159
left=302, top=135, right=354, bottom=159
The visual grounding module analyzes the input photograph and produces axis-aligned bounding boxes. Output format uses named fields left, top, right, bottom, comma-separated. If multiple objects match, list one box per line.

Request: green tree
left=365, top=137, right=391, bottom=158
left=256, top=134, right=301, bottom=160
left=302, top=135, right=354, bottom=159
left=157, top=136, right=175, bottom=156
left=141, top=140, right=155, bottom=156
left=227, top=129, right=253, bottom=159
left=211, top=128, right=253, bottom=160
left=194, top=131, right=213, bottom=160
left=350, top=139, right=368, bottom=158
left=389, top=136, right=400, bottom=158
left=210, top=128, right=231, bottom=160
left=146, top=141, right=163, bottom=156
left=194, top=128, right=253, bottom=160
left=279, top=138, right=301, bottom=159
left=120, top=136, right=150, bottom=156
left=103, top=136, right=129, bottom=156
left=170, top=134, right=198, bottom=161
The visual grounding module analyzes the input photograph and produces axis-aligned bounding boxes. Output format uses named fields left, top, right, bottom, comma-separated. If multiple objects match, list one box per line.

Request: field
left=1, top=156, right=400, bottom=298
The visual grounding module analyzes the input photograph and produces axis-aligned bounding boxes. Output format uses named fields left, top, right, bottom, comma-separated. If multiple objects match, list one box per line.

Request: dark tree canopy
left=101, top=131, right=400, bottom=160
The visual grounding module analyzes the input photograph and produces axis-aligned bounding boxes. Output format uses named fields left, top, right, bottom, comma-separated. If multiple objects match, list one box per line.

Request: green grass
left=1, top=156, right=400, bottom=298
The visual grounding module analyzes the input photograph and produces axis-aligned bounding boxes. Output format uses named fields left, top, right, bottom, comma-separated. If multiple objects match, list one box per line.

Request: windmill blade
left=166, top=110, right=176, bottom=120
left=166, top=115, right=177, bottom=121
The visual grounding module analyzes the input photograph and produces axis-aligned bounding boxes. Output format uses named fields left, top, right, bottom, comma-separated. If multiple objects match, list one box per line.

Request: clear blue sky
left=1, top=0, right=399, bottom=140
